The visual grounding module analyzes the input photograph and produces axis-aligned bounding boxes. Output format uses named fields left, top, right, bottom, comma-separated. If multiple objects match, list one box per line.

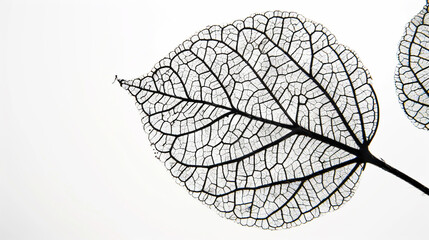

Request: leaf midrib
left=122, top=82, right=361, bottom=165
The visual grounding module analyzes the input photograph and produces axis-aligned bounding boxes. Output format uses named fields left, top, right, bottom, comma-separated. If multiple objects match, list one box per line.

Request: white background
left=1, top=0, right=428, bottom=239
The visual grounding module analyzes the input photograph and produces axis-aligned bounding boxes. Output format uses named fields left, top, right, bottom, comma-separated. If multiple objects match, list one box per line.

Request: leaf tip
left=114, top=75, right=131, bottom=91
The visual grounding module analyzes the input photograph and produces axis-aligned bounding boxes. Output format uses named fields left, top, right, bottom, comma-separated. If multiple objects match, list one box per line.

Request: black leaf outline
left=396, top=3, right=429, bottom=130
left=118, top=11, right=429, bottom=229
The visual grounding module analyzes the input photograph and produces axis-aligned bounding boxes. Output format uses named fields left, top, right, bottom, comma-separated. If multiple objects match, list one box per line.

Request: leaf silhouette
left=396, top=3, right=429, bottom=130
left=118, top=11, right=429, bottom=229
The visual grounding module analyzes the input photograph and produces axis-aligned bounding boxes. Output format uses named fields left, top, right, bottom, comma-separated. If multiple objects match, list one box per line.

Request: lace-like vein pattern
left=119, top=11, right=379, bottom=229
left=396, top=5, right=429, bottom=130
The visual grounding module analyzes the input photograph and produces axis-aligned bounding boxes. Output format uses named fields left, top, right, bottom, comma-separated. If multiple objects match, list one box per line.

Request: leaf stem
left=367, top=156, right=429, bottom=196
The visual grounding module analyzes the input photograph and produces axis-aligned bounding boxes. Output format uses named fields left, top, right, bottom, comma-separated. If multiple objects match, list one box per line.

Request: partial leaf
left=119, top=11, right=379, bottom=229
left=396, top=4, right=429, bottom=130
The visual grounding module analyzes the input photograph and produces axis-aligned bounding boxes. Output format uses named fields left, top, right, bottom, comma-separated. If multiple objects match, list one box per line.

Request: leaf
left=395, top=4, right=429, bottom=130
left=118, top=11, right=380, bottom=229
